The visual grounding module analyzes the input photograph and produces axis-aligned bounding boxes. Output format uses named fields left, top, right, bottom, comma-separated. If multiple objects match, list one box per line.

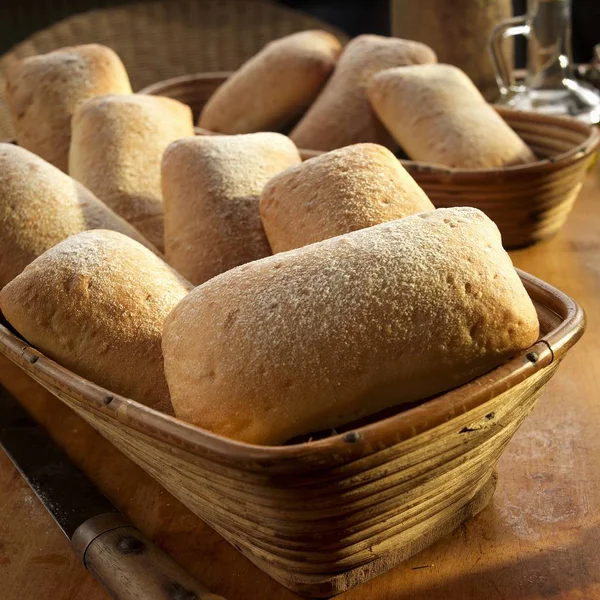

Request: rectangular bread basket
left=0, top=270, right=585, bottom=597
left=140, top=72, right=600, bottom=249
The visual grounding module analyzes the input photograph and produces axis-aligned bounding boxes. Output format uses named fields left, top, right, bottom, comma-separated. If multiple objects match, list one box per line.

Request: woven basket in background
left=142, top=72, right=600, bottom=249
left=0, top=0, right=347, bottom=139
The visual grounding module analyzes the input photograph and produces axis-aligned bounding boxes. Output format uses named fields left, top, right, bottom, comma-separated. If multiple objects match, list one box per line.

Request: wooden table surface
left=1, top=165, right=600, bottom=600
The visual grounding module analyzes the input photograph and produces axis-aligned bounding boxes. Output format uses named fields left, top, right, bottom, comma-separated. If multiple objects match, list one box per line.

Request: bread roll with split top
left=198, top=30, right=342, bottom=134
left=162, top=132, right=301, bottom=285
left=69, top=94, right=195, bottom=251
left=367, top=63, right=536, bottom=168
left=5, top=44, right=132, bottom=172
left=0, top=230, right=192, bottom=414
left=290, top=35, right=437, bottom=151
left=162, top=207, right=539, bottom=445
left=260, top=142, right=435, bottom=252
left=0, top=143, right=156, bottom=289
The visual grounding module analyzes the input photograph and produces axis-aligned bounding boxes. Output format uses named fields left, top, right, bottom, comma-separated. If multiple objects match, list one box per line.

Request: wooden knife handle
left=72, top=514, right=226, bottom=600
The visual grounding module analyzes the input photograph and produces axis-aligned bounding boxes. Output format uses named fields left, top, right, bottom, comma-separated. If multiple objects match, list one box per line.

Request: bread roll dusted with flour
left=290, top=35, right=436, bottom=151
left=5, top=44, right=132, bottom=172
left=69, top=94, right=195, bottom=251
left=0, top=143, right=155, bottom=289
left=0, top=230, right=192, bottom=414
left=260, top=143, right=434, bottom=252
left=163, top=207, right=539, bottom=445
left=198, top=30, right=342, bottom=134
left=368, top=64, right=536, bottom=168
left=162, top=132, right=301, bottom=285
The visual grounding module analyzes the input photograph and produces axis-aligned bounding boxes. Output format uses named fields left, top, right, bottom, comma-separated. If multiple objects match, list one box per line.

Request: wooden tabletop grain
left=1, top=164, right=600, bottom=600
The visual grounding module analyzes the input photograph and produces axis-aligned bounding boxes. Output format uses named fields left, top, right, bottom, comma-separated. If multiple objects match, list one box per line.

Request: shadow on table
left=377, top=522, right=600, bottom=600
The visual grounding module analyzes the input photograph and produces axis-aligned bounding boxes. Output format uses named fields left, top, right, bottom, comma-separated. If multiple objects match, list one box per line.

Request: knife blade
left=0, top=385, right=226, bottom=600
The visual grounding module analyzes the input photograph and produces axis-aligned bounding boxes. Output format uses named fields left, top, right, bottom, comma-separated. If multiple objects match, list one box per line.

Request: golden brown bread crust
left=260, top=143, right=435, bottom=252
left=367, top=64, right=536, bottom=168
left=162, top=132, right=302, bottom=285
left=0, top=143, right=157, bottom=289
left=290, top=35, right=437, bottom=152
left=0, top=230, right=192, bottom=414
left=163, top=207, right=539, bottom=445
left=5, top=44, right=132, bottom=172
left=198, top=30, right=342, bottom=134
left=69, top=94, right=195, bottom=252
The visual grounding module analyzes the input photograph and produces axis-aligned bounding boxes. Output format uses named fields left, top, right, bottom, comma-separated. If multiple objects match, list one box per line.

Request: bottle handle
left=489, top=15, right=530, bottom=99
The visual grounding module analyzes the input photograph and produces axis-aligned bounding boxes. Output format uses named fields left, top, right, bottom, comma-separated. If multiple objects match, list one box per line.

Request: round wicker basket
left=0, top=0, right=346, bottom=139
left=140, top=72, right=600, bottom=249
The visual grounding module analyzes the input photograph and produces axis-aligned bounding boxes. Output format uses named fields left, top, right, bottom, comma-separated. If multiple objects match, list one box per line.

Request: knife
left=0, top=385, right=226, bottom=600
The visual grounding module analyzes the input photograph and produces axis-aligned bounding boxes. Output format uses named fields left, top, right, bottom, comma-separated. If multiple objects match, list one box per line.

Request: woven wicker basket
left=0, top=271, right=585, bottom=596
left=0, top=0, right=346, bottom=140
left=140, top=72, right=600, bottom=249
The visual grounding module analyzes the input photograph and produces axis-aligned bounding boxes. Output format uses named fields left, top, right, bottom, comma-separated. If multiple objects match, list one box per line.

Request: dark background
left=0, top=0, right=597, bottom=63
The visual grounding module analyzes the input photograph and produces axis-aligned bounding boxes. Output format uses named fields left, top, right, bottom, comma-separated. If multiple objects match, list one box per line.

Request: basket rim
left=0, top=269, right=585, bottom=468
left=138, top=72, right=234, bottom=95
left=139, top=71, right=600, bottom=178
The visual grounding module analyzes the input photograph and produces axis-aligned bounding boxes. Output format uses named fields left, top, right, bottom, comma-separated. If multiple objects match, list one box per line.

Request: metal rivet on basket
left=103, top=394, right=114, bottom=405
left=21, top=347, right=38, bottom=364
left=526, top=351, right=539, bottom=363
left=344, top=431, right=361, bottom=444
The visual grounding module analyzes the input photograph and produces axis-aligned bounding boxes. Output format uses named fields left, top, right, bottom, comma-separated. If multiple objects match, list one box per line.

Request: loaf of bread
left=0, top=230, right=192, bottom=414
left=0, top=143, right=156, bottom=290
left=5, top=44, right=132, bottom=172
left=162, top=132, right=301, bottom=285
left=367, top=64, right=536, bottom=168
left=290, top=35, right=436, bottom=151
left=69, top=94, right=195, bottom=251
left=198, top=30, right=342, bottom=134
left=163, top=207, right=539, bottom=445
left=260, top=143, right=435, bottom=252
